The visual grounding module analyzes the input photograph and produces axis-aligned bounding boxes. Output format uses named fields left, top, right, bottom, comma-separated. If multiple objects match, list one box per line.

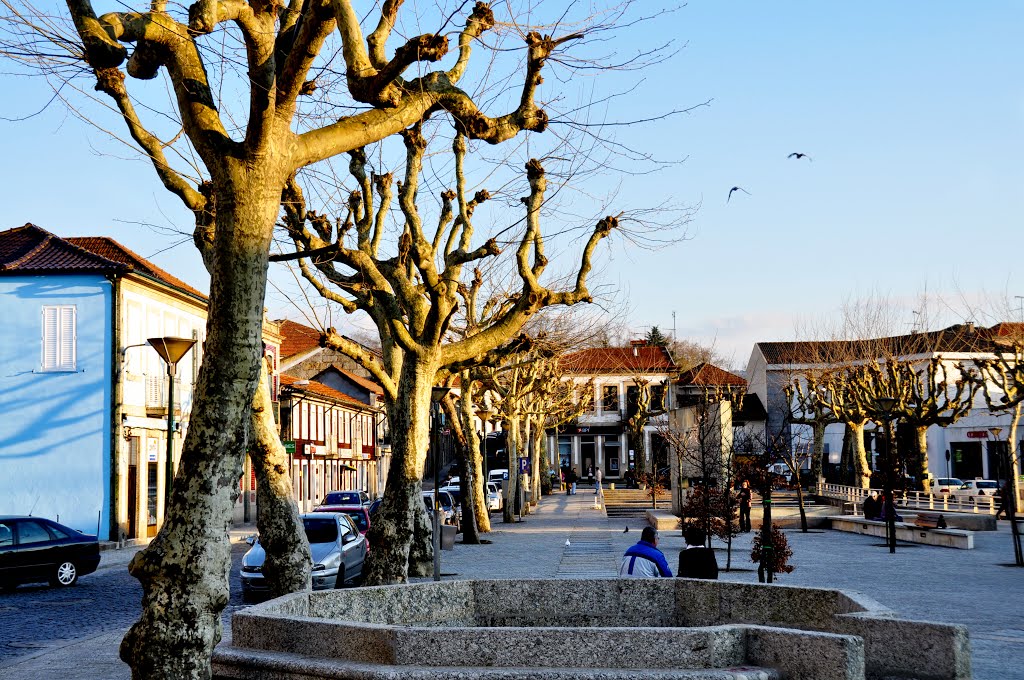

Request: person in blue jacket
left=618, top=527, right=673, bottom=577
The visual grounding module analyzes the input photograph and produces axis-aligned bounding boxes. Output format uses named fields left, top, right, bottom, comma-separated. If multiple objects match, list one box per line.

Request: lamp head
left=148, top=336, right=197, bottom=366
left=874, top=396, right=897, bottom=414
left=431, top=386, right=452, bottom=403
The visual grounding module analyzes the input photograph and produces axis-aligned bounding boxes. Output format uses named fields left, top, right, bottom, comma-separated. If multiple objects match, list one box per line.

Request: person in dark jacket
left=737, top=480, right=752, bottom=532
left=862, top=491, right=881, bottom=520
left=677, top=526, right=719, bottom=580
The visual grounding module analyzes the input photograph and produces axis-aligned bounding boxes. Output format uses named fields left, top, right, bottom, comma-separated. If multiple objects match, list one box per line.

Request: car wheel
left=51, top=560, right=78, bottom=587
left=334, top=566, right=346, bottom=589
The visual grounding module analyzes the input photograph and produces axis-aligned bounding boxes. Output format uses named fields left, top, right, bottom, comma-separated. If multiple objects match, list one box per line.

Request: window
left=17, top=520, right=53, bottom=544
left=41, top=305, right=76, bottom=371
left=602, top=385, right=619, bottom=413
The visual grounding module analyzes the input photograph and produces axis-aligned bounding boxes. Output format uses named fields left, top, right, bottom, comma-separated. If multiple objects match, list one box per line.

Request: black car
left=0, top=516, right=101, bottom=590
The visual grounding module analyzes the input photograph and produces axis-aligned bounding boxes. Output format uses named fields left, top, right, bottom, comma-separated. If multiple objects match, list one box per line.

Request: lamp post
left=874, top=396, right=898, bottom=554
left=431, top=386, right=452, bottom=581
left=989, top=427, right=1023, bottom=566
left=148, top=336, right=197, bottom=509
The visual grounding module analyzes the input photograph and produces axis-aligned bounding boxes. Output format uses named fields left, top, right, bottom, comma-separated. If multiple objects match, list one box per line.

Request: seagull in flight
left=623, top=526, right=629, bottom=534
left=727, top=186, right=751, bottom=203
left=787, top=152, right=812, bottom=161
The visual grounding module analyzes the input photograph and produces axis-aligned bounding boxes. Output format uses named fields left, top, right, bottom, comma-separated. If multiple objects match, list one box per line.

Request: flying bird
left=787, top=152, right=812, bottom=161
left=623, top=526, right=629, bottom=534
left=727, top=186, right=751, bottom=203
left=565, top=539, right=571, bottom=547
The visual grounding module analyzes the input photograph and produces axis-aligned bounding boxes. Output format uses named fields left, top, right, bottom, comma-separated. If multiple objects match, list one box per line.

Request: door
left=951, top=442, right=983, bottom=480
left=13, top=519, right=60, bottom=579
left=147, top=463, right=159, bottom=537
left=339, top=516, right=365, bottom=580
left=580, top=436, right=595, bottom=478
left=127, top=464, right=138, bottom=538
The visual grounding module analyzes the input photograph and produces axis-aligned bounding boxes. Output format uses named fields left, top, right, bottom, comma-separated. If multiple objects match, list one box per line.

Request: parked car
left=488, top=469, right=508, bottom=488
left=320, top=490, right=371, bottom=507
left=0, top=516, right=100, bottom=590
left=240, top=512, right=367, bottom=603
left=932, top=477, right=964, bottom=495
left=317, top=505, right=371, bottom=540
left=951, top=479, right=999, bottom=501
left=422, top=490, right=460, bottom=533
left=368, top=497, right=383, bottom=519
left=487, top=482, right=502, bottom=512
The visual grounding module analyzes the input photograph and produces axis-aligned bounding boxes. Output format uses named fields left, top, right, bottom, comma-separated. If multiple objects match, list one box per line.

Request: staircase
left=603, top=487, right=670, bottom=519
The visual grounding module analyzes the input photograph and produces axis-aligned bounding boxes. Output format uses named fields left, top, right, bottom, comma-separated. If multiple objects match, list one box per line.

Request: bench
left=913, top=512, right=947, bottom=530
left=828, top=515, right=974, bottom=549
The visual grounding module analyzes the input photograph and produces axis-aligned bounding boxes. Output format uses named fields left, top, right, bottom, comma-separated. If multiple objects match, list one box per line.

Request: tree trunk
left=795, top=482, right=808, bottom=532
left=442, top=396, right=479, bottom=544
left=840, top=427, right=854, bottom=486
left=120, top=184, right=280, bottom=679
left=914, top=425, right=931, bottom=493
left=362, top=360, right=435, bottom=584
left=758, top=489, right=774, bottom=583
left=460, top=376, right=491, bottom=533
left=811, top=422, right=826, bottom=485
left=503, top=416, right=520, bottom=524
left=248, top=358, right=310, bottom=597
left=849, top=421, right=871, bottom=488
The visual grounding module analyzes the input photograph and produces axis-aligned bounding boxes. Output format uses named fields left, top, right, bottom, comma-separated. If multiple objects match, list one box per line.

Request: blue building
left=0, top=224, right=209, bottom=540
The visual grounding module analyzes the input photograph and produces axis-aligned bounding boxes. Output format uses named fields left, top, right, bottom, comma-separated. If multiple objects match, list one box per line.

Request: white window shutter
left=42, top=307, right=58, bottom=370
left=60, top=306, right=76, bottom=370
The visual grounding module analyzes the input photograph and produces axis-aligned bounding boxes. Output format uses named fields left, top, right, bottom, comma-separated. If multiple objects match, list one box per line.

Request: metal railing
left=816, top=482, right=998, bottom=515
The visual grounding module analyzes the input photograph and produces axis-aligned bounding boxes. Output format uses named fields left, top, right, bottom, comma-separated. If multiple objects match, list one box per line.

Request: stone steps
left=213, top=648, right=783, bottom=680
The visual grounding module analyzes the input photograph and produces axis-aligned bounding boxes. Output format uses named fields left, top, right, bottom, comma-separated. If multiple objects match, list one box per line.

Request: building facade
left=548, top=341, right=677, bottom=481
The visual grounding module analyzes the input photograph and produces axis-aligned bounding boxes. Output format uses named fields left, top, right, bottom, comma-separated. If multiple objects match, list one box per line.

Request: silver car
left=487, top=482, right=502, bottom=512
left=240, top=512, right=367, bottom=603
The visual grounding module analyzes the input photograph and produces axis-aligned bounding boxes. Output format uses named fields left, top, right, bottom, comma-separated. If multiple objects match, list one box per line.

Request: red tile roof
left=1, top=224, right=128, bottom=274
left=676, top=362, right=747, bottom=387
left=560, top=345, right=676, bottom=374
left=279, top=374, right=373, bottom=410
left=67, top=236, right=206, bottom=299
left=278, top=319, right=325, bottom=358
left=756, top=324, right=998, bottom=365
left=0, top=224, right=205, bottom=300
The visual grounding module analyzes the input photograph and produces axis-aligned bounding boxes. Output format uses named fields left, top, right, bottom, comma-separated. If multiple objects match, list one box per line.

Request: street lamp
left=430, top=386, right=452, bottom=581
left=874, top=396, right=898, bottom=554
left=148, top=336, right=197, bottom=509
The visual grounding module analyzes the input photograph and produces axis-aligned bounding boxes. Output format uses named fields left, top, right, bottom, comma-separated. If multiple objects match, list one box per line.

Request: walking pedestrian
left=738, top=480, right=752, bottom=533
left=677, top=525, right=719, bottom=580
left=619, top=526, right=673, bottom=578
left=995, top=482, right=1010, bottom=520
left=595, top=467, right=603, bottom=495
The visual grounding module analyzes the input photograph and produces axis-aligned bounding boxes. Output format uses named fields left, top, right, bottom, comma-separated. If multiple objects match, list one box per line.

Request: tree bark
left=120, top=181, right=281, bottom=679
left=811, top=422, right=826, bottom=485
left=248, top=358, right=310, bottom=597
left=362, top=358, right=435, bottom=584
left=503, top=416, right=521, bottom=523
left=442, top=395, right=480, bottom=544
left=849, top=421, right=871, bottom=488
left=461, top=378, right=491, bottom=533
left=913, top=425, right=931, bottom=493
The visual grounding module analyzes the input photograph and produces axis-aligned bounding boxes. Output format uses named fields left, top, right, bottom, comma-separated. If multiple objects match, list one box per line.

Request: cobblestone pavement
left=1, top=493, right=1021, bottom=679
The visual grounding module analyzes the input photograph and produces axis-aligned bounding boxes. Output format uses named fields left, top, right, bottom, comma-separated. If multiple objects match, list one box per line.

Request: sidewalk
left=2, top=494, right=1021, bottom=679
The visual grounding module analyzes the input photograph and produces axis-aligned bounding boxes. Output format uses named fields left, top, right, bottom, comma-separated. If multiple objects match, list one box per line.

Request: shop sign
left=965, top=431, right=989, bottom=439
left=147, top=439, right=159, bottom=462
left=283, top=440, right=296, bottom=454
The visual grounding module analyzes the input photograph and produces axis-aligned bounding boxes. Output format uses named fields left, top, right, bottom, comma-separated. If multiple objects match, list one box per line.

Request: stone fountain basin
left=216, top=579, right=970, bottom=680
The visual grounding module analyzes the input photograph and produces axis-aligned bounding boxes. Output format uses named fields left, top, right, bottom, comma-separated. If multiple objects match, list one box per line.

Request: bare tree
left=0, top=0, right=665, bottom=673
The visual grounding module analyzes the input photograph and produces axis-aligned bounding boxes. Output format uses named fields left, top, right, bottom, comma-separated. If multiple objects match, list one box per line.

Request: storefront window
left=147, top=463, right=158, bottom=527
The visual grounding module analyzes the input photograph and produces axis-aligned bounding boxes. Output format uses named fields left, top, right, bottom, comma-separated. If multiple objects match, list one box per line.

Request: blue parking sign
left=519, top=457, right=530, bottom=474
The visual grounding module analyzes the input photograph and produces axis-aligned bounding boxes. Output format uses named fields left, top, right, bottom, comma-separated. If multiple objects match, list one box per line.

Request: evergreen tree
left=646, top=326, right=669, bottom=347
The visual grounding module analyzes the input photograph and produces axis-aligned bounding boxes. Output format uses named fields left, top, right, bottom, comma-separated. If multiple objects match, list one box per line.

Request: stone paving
left=1, top=491, right=1021, bottom=679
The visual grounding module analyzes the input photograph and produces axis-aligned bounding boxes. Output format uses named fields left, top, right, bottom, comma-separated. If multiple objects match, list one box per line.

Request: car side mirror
left=245, top=535, right=257, bottom=546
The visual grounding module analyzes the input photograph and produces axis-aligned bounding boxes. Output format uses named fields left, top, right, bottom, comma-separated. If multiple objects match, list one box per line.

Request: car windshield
left=444, top=488, right=462, bottom=504
left=344, top=511, right=369, bottom=532
left=978, top=481, right=998, bottom=489
left=425, top=493, right=452, bottom=510
left=303, top=518, right=338, bottom=544
left=323, top=491, right=359, bottom=505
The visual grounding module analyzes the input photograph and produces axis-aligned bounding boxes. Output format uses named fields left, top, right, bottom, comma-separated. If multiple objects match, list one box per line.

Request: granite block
left=831, top=613, right=971, bottom=680
left=744, top=625, right=865, bottom=680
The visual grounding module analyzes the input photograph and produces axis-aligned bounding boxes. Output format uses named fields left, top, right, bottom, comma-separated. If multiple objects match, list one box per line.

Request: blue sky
left=2, top=1, right=1022, bottom=368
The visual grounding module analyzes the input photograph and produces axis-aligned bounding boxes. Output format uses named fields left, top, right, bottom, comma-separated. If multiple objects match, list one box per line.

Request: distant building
left=745, top=323, right=1018, bottom=484
left=275, top=319, right=390, bottom=496
left=549, top=340, right=677, bottom=480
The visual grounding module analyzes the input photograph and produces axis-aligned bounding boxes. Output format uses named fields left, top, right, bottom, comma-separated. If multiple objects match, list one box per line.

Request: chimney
left=630, top=339, right=646, bottom=357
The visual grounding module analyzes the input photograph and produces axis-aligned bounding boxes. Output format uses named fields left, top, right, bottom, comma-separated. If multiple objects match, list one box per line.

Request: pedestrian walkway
left=3, top=494, right=1023, bottom=679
